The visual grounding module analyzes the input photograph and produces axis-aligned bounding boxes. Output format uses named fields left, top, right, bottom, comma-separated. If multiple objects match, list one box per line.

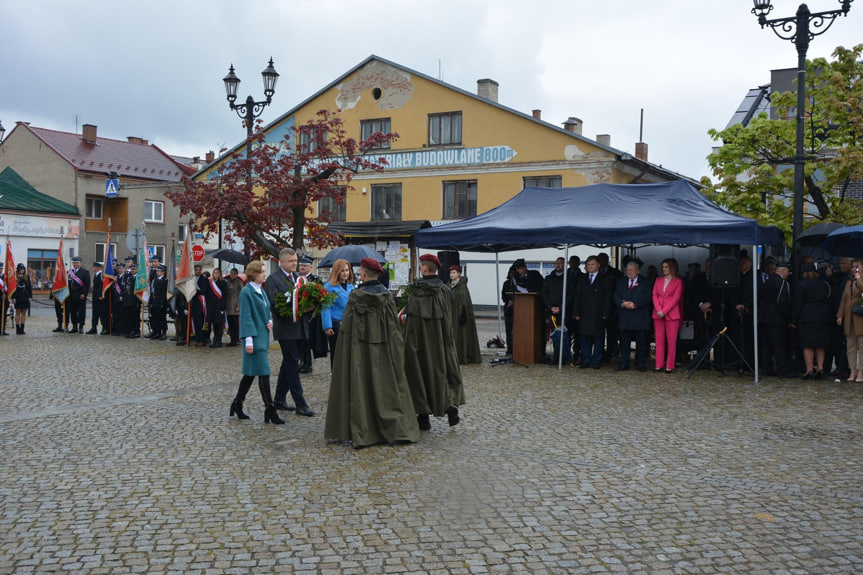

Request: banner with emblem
left=134, top=239, right=150, bottom=301
left=52, top=239, right=69, bottom=303
left=3, top=239, right=16, bottom=298
left=102, top=230, right=115, bottom=296
left=175, top=227, right=197, bottom=302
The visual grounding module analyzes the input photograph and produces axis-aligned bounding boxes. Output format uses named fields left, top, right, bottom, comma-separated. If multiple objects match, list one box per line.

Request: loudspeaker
left=710, top=245, right=739, bottom=287
left=437, top=251, right=460, bottom=281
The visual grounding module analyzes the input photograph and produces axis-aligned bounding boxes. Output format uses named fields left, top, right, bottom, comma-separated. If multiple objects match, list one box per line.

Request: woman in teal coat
left=229, top=261, right=284, bottom=424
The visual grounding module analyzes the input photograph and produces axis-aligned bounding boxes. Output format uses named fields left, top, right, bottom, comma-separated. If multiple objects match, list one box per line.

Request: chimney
left=126, top=136, right=148, bottom=145
left=596, top=134, right=611, bottom=147
left=635, top=141, right=648, bottom=161
left=563, top=117, right=583, bottom=135
left=532, top=109, right=542, bottom=120
left=205, top=150, right=215, bottom=163
left=82, top=124, right=98, bottom=145
left=477, top=78, right=499, bottom=102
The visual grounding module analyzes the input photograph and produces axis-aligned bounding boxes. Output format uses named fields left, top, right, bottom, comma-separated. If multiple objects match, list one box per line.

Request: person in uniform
left=207, top=268, right=227, bottom=347
left=148, top=264, right=169, bottom=340
left=66, top=256, right=90, bottom=333
left=12, top=263, right=33, bottom=335
left=448, top=265, right=482, bottom=364
left=87, top=262, right=109, bottom=334
left=223, top=268, right=244, bottom=347
left=325, top=257, right=420, bottom=448
left=403, top=253, right=465, bottom=430
left=0, top=262, right=9, bottom=336
left=123, top=262, right=142, bottom=338
left=191, top=264, right=210, bottom=347
left=297, top=255, right=327, bottom=373
left=229, top=260, right=283, bottom=424
left=110, top=261, right=126, bottom=336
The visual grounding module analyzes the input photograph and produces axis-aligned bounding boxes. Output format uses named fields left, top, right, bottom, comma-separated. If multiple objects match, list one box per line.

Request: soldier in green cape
left=403, top=254, right=465, bottom=431
left=324, top=257, right=420, bottom=448
left=448, top=265, right=482, bottom=364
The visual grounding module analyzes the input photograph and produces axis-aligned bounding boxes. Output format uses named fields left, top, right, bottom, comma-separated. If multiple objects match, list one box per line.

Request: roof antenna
left=75, top=114, right=79, bottom=134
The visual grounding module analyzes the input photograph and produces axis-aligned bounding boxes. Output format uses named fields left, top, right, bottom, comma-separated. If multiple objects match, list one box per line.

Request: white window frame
left=145, top=200, right=164, bottom=223
left=95, top=242, right=118, bottom=264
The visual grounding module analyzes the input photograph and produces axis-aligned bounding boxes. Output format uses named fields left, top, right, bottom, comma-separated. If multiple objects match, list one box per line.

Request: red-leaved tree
left=167, top=110, right=397, bottom=258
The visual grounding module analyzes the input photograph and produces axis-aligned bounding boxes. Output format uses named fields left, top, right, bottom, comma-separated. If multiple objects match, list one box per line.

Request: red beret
left=419, top=254, right=441, bottom=267
left=449, top=265, right=462, bottom=273
left=360, top=257, right=383, bottom=273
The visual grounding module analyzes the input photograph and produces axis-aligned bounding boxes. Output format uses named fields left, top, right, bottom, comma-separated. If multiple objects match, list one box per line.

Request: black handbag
left=852, top=303, right=863, bottom=317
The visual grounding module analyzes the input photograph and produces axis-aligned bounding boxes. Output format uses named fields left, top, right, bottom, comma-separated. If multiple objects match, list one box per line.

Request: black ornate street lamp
left=0, top=120, right=6, bottom=143
left=223, top=57, right=279, bottom=159
left=220, top=58, right=279, bottom=254
left=751, top=0, right=853, bottom=282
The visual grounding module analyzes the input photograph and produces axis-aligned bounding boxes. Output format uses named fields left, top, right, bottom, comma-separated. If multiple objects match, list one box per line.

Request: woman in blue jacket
left=321, top=258, right=354, bottom=367
left=229, top=260, right=283, bottom=424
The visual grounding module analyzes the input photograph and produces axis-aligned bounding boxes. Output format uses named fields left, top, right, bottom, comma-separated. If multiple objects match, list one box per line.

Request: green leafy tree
left=703, top=44, right=863, bottom=245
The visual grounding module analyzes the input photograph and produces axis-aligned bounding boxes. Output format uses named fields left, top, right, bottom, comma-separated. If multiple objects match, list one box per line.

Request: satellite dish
left=126, top=229, right=145, bottom=254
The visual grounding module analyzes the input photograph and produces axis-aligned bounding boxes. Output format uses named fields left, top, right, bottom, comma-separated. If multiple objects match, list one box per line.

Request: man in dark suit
left=66, top=256, right=90, bottom=333
left=513, top=259, right=544, bottom=293
left=758, top=259, right=794, bottom=377
left=573, top=255, right=611, bottom=369
left=149, top=264, right=169, bottom=340
left=612, top=260, right=652, bottom=371
left=598, top=252, right=623, bottom=361
left=264, top=247, right=315, bottom=417
left=86, top=262, right=109, bottom=334
left=542, top=257, right=573, bottom=363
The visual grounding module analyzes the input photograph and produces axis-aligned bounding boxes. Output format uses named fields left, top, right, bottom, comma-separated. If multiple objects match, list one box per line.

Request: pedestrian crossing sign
left=105, top=179, right=119, bottom=198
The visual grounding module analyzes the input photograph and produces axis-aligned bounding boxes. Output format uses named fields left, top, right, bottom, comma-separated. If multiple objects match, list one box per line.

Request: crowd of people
left=504, top=251, right=863, bottom=381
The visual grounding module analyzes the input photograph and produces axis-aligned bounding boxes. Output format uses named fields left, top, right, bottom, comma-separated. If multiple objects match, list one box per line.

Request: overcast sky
left=2, top=0, right=860, bottom=182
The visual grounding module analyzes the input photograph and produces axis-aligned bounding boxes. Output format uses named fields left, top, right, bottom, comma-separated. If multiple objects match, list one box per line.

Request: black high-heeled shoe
left=802, top=370, right=815, bottom=380
left=230, top=399, right=249, bottom=420
left=264, top=405, right=285, bottom=424
left=813, top=369, right=824, bottom=380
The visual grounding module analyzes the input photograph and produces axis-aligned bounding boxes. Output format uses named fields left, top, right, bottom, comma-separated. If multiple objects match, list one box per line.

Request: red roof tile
left=27, top=125, right=187, bottom=182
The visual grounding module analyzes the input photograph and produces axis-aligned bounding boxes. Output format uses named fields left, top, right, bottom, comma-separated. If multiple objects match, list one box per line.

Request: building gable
left=0, top=166, right=79, bottom=215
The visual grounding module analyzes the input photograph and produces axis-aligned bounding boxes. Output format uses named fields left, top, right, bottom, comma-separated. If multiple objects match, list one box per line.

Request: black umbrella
left=205, top=248, right=249, bottom=265
left=819, top=225, right=863, bottom=258
left=318, top=245, right=386, bottom=268
left=797, top=222, right=845, bottom=247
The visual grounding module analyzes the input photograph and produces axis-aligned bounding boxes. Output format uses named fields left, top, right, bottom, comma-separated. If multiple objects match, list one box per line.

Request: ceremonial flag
left=102, top=232, right=115, bottom=296
left=3, top=239, right=16, bottom=298
left=134, top=240, right=149, bottom=300
left=51, top=239, right=70, bottom=303
left=175, top=229, right=197, bottom=302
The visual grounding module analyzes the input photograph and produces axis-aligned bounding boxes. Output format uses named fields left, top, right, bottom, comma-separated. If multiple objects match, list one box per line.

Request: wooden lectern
left=512, top=292, right=544, bottom=364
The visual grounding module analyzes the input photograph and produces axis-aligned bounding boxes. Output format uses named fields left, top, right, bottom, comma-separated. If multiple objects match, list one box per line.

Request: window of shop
left=27, top=249, right=58, bottom=290
left=319, top=196, right=346, bottom=221
left=145, top=200, right=164, bottom=223
left=523, top=175, right=563, bottom=188
left=429, top=112, right=462, bottom=146
left=371, top=184, right=402, bottom=220
left=443, top=180, right=477, bottom=219
left=360, top=118, right=391, bottom=149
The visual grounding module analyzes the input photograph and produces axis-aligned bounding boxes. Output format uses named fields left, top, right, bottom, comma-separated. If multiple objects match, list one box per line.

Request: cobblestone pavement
left=1, top=312, right=861, bottom=574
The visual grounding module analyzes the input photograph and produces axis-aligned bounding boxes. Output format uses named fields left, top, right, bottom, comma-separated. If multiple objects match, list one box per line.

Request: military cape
left=324, top=284, right=420, bottom=448
left=402, top=276, right=465, bottom=417
left=450, top=277, right=482, bottom=364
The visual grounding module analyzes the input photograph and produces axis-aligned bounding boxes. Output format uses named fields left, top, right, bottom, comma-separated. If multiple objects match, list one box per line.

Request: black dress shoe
left=298, top=366, right=313, bottom=374
left=446, top=406, right=460, bottom=427
left=175, top=341, right=186, bottom=346
left=85, top=328, right=97, bottom=334
left=52, top=327, right=64, bottom=333
left=637, top=366, right=647, bottom=372
left=208, top=342, right=222, bottom=348
left=592, top=364, right=601, bottom=369
left=127, top=332, right=141, bottom=339
left=274, top=400, right=296, bottom=412
left=67, top=328, right=78, bottom=334
left=157, top=334, right=167, bottom=340
left=100, top=330, right=110, bottom=335
left=226, top=342, right=239, bottom=347
left=295, top=406, right=315, bottom=417
left=417, top=414, right=431, bottom=431
left=616, top=365, right=629, bottom=372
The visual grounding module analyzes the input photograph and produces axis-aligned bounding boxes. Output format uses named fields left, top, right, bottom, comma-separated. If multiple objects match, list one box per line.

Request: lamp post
left=751, top=0, right=853, bottom=282
left=0, top=120, right=6, bottom=143
left=221, top=58, right=279, bottom=257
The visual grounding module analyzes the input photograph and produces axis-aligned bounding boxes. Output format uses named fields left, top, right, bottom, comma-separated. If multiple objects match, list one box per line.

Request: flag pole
left=107, top=218, right=113, bottom=336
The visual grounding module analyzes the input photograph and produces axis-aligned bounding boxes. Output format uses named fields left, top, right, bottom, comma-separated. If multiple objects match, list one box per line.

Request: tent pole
left=495, top=252, right=503, bottom=340
left=752, top=244, right=760, bottom=383
left=559, top=246, right=569, bottom=370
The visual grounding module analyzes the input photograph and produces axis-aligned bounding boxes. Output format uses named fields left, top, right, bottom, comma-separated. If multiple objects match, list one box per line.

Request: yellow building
left=198, top=55, right=695, bottom=295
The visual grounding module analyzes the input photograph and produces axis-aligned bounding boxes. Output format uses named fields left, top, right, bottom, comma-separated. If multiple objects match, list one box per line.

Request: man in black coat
left=758, top=259, right=793, bottom=377
left=65, top=256, right=90, bottom=333
left=86, top=262, right=109, bottom=334
left=190, top=265, right=210, bottom=346
left=573, top=255, right=611, bottom=369
left=513, top=259, right=544, bottom=293
left=612, top=260, right=652, bottom=371
left=123, top=262, right=142, bottom=338
left=542, top=257, right=573, bottom=362
left=264, top=247, right=314, bottom=417
left=149, top=265, right=169, bottom=340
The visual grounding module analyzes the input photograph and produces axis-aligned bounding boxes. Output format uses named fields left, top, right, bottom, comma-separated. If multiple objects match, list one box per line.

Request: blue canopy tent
left=415, top=180, right=783, bottom=379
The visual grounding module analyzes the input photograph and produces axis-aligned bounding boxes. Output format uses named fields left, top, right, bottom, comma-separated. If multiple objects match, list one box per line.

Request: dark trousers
left=298, top=338, right=313, bottom=369
left=91, top=298, right=109, bottom=330
left=275, top=339, right=308, bottom=409
left=54, top=300, right=64, bottom=327
left=761, top=322, right=793, bottom=376
left=566, top=317, right=580, bottom=361
left=66, top=294, right=86, bottom=327
left=581, top=334, right=604, bottom=367
left=123, top=304, right=140, bottom=334
left=227, top=315, right=240, bottom=344
left=504, top=310, right=514, bottom=353
left=191, top=300, right=206, bottom=343
left=327, top=320, right=341, bottom=367
left=605, top=309, right=619, bottom=359
left=619, top=329, right=648, bottom=368
left=151, top=305, right=167, bottom=334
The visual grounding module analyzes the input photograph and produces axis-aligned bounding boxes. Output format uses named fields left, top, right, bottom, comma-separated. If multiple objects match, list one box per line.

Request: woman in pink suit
left=652, top=258, right=684, bottom=373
